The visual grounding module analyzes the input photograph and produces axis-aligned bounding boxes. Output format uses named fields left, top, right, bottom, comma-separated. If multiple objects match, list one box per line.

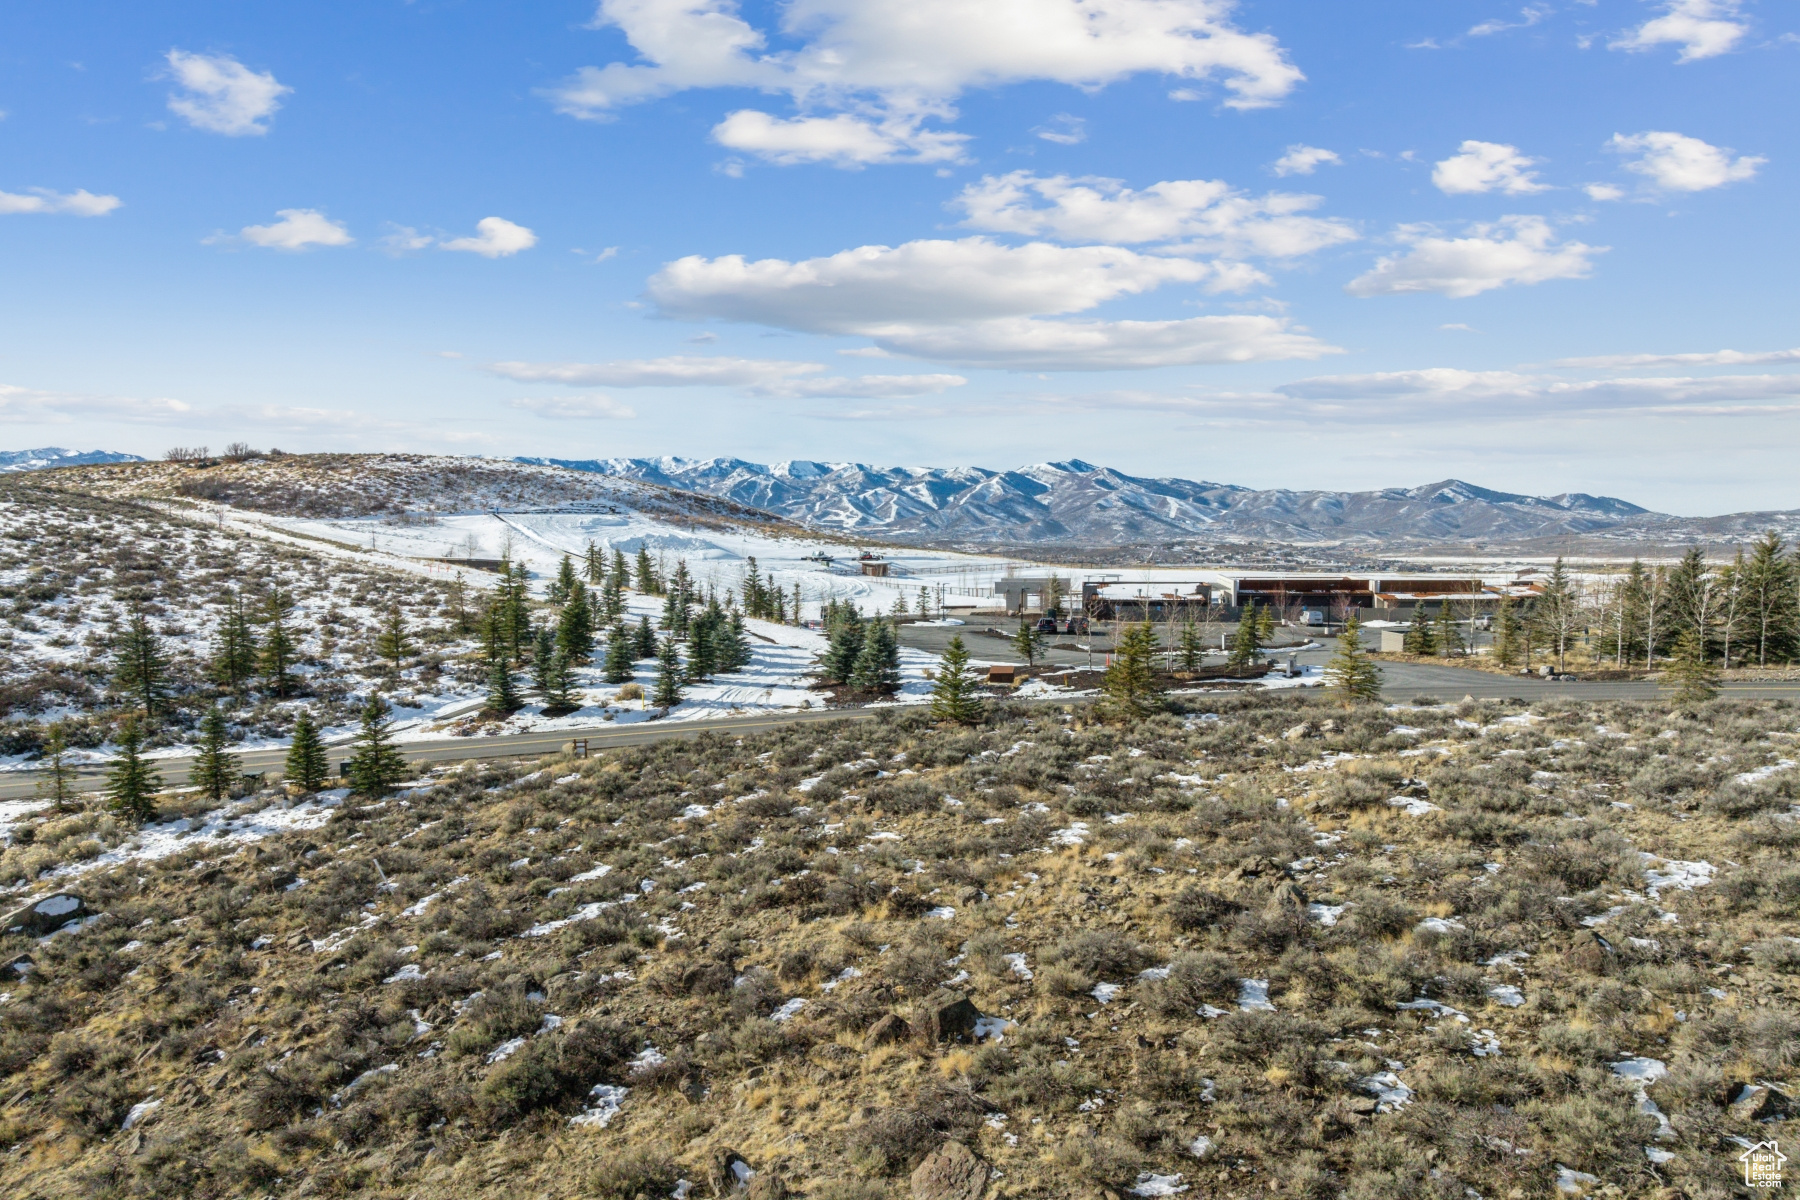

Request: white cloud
left=164, top=50, right=290, bottom=136
left=1584, top=183, right=1625, bottom=201
left=1274, top=367, right=1800, bottom=418
left=221, top=208, right=354, bottom=251
left=952, top=171, right=1355, bottom=259
left=487, top=356, right=822, bottom=387
left=508, top=396, right=638, bottom=419
left=749, top=373, right=967, bottom=398
left=1611, top=0, right=1747, bottom=61
left=380, top=225, right=436, bottom=253
left=1555, top=347, right=1800, bottom=368
left=867, top=315, right=1338, bottom=370
left=1606, top=130, right=1763, bottom=192
left=1035, top=114, right=1087, bottom=145
left=646, top=235, right=1337, bottom=368
left=1345, top=216, right=1601, bottom=299
left=441, top=217, right=538, bottom=257
left=1431, top=141, right=1549, bottom=195
left=0, top=187, right=121, bottom=216
left=0, top=383, right=191, bottom=424
left=548, top=0, right=1302, bottom=163
left=1469, top=4, right=1551, bottom=37
left=1270, top=145, right=1340, bottom=177
left=711, top=110, right=968, bottom=166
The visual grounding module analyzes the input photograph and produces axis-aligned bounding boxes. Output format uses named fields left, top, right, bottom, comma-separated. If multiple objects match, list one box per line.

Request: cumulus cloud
left=1607, top=130, right=1763, bottom=192
left=441, top=217, right=538, bottom=257
left=1584, top=183, right=1625, bottom=201
left=0, top=187, right=121, bottom=216
left=749, top=373, right=967, bottom=398
left=0, top=383, right=191, bottom=424
left=1270, top=145, right=1340, bottom=177
left=487, top=356, right=822, bottom=387
left=711, top=110, right=968, bottom=166
left=1345, top=216, right=1601, bottom=299
left=645, top=235, right=1337, bottom=368
left=508, top=395, right=638, bottom=419
left=1034, top=114, right=1087, bottom=145
left=217, top=208, right=353, bottom=251
left=952, top=172, right=1355, bottom=259
left=1431, top=141, right=1548, bottom=195
left=1611, top=0, right=1747, bottom=61
left=164, top=50, right=290, bottom=136
left=547, top=0, right=1302, bottom=162
left=1555, top=347, right=1800, bottom=369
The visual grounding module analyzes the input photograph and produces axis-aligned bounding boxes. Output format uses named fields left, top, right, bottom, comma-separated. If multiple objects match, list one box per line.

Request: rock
left=1267, top=881, right=1308, bottom=914
left=708, top=1148, right=753, bottom=1195
left=920, top=992, right=980, bottom=1042
left=0, top=953, right=33, bottom=982
left=910, top=1140, right=987, bottom=1200
left=3, top=893, right=87, bottom=937
left=682, top=961, right=736, bottom=997
left=865, top=1013, right=911, bottom=1049
left=1282, top=723, right=1313, bottom=742
left=1729, top=1082, right=1790, bottom=1122
left=1567, top=930, right=1615, bottom=975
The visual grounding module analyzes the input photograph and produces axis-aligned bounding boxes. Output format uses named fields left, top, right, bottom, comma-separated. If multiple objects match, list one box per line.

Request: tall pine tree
left=34, top=723, right=79, bottom=813
left=1177, top=621, right=1205, bottom=672
left=557, top=582, right=594, bottom=662
left=345, top=696, right=408, bottom=795
left=584, top=540, right=605, bottom=586
left=113, top=610, right=168, bottom=717
left=652, top=636, right=685, bottom=708
left=1100, top=621, right=1162, bottom=721
left=105, top=716, right=162, bottom=823
left=210, top=591, right=259, bottom=693
left=1227, top=604, right=1264, bottom=667
left=1324, top=614, right=1383, bottom=704
left=1403, top=604, right=1437, bottom=655
left=634, top=615, right=658, bottom=659
left=259, top=591, right=297, bottom=697
left=486, top=652, right=522, bottom=714
left=603, top=623, right=636, bottom=683
left=375, top=603, right=411, bottom=671
left=541, top=646, right=578, bottom=713
left=1012, top=616, right=1041, bottom=667
left=851, top=619, right=901, bottom=693
left=189, top=706, right=240, bottom=802
left=929, top=635, right=983, bottom=725
left=285, top=709, right=329, bottom=792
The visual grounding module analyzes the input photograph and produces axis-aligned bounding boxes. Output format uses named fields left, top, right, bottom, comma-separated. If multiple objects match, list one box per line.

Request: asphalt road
left=9, top=641, right=1796, bottom=802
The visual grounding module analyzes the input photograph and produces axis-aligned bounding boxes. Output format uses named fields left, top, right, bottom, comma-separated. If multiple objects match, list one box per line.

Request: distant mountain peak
left=0, top=447, right=145, bottom=473
left=526, top=456, right=1658, bottom=546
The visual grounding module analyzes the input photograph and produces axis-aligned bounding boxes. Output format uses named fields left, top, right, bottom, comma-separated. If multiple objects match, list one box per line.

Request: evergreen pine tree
left=375, top=602, right=411, bottom=671
left=486, top=652, right=522, bottom=714
left=686, top=608, right=720, bottom=681
left=929, top=635, right=983, bottom=725
left=851, top=619, right=901, bottom=693
left=34, top=723, right=79, bottom=813
left=742, top=556, right=766, bottom=619
left=557, top=582, right=594, bottom=662
left=1667, top=628, right=1720, bottom=705
left=448, top=575, right=474, bottom=635
left=1012, top=616, right=1041, bottom=667
left=189, top=705, right=240, bottom=803
left=259, top=591, right=297, bottom=697
left=1256, top=603, right=1276, bottom=645
left=635, top=548, right=658, bottom=594
left=585, top=540, right=605, bottom=586
left=551, top=554, right=578, bottom=605
left=792, top=583, right=803, bottom=626
left=1492, top=597, right=1521, bottom=667
left=1402, top=604, right=1437, bottom=655
left=1433, top=602, right=1464, bottom=657
left=541, top=646, right=578, bottom=713
left=918, top=586, right=933, bottom=620
left=652, top=636, right=685, bottom=708
left=345, top=696, right=408, bottom=796
left=210, top=591, right=259, bottom=692
left=1324, top=614, right=1383, bottom=704
left=822, top=610, right=865, bottom=684
left=603, top=623, right=636, bottom=683
left=1227, top=604, right=1263, bottom=667
left=635, top=615, right=658, bottom=659
left=1177, top=621, right=1205, bottom=672
left=532, top=624, right=557, bottom=698
left=105, top=716, right=161, bottom=823
left=1100, top=621, right=1162, bottom=721
left=727, top=610, right=751, bottom=670
left=113, top=609, right=168, bottom=717
left=285, top=709, right=329, bottom=792
left=612, top=548, right=630, bottom=592
left=506, top=564, right=532, bottom=660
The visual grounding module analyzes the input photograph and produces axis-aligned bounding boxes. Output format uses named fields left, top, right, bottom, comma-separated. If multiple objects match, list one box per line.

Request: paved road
left=10, top=649, right=1795, bottom=802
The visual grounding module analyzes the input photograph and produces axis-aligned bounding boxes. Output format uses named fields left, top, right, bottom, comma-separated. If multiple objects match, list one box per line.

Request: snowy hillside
left=0, top=447, right=144, bottom=472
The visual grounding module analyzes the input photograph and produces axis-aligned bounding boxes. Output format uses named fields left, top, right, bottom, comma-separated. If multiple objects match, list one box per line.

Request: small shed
left=986, top=665, right=1018, bottom=684
left=1379, top=630, right=1406, bottom=653
left=859, top=560, right=891, bottom=577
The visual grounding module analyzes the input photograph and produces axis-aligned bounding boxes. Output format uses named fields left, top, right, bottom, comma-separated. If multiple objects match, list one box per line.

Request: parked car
left=1035, top=617, right=1059, bottom=634
left=1065, top=617, right=1089, bottom=635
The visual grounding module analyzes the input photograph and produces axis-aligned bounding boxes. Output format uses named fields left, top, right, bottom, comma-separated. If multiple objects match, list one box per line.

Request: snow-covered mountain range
left=0, top=446, right=145, bottom=472
left=522, top=456, right=1657, bottom=546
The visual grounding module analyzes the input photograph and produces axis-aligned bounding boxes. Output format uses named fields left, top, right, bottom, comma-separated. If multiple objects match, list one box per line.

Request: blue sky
left=1, top=1, right=1795, bottom=513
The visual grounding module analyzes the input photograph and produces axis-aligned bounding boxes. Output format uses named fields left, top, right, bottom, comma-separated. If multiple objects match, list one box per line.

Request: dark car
left=1065, top=617, right=1088, bottom=635
left=1035, top=617, right=1059, bottom=634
